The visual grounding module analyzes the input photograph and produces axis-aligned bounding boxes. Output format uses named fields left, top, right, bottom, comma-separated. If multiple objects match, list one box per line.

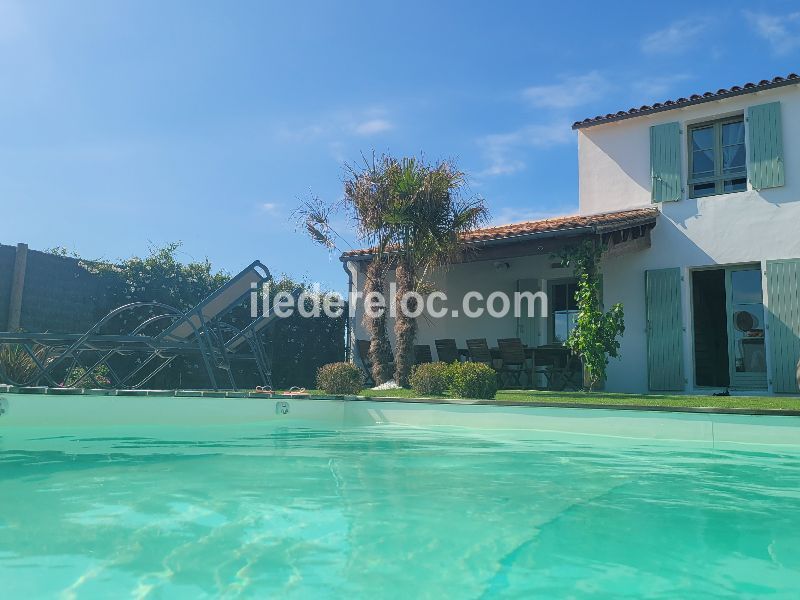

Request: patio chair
left=414, top=344, right=433, bottom=364
left=434, top=338, right=460, bottom=363
left=533, top=346, right=582, bottom=391
left=497, top=338, right=533, bottom=388
left=466, top=338, right=493, bottom=365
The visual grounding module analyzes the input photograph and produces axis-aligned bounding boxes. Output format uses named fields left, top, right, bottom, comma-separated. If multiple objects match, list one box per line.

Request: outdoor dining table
left=457, top=345, right=579, bottom=390
left=457, top=345, right=567, bottom=361
left=488, top=346, right=535, bottom=360
left=455, top=347, right=535, bottom=361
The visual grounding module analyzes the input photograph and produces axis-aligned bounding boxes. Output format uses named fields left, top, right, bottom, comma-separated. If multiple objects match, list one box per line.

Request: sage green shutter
left=747, top=102, right=785, bottom=190
left=766, top=259, right=800, bottom=393
left=646, top=268, right=684, bottom=391
left=650, top=122, right=682, bottom=203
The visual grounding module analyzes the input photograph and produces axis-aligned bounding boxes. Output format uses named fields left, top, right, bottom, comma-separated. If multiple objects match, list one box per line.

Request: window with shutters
left=688, top=115, right=747, bottom=198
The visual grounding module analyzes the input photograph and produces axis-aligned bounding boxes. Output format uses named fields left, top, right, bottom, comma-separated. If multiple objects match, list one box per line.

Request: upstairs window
left=688, top=116, right=747, bottom=198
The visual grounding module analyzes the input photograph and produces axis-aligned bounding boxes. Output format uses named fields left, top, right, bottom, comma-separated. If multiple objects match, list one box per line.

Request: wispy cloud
left=745, top=10, right=800, bottom=55
left=352, top=118, right=393, bottom=136
left=478, top=71, right=600, bottom=177
left=478, top=120, right=573, bottom=177
left=479, top=157, right=525, bottom=178
left=522, top=71, right=610, bottom=109
left=276, top=108, right=395, bottom=143
left=259, top=202, right=281, bottom=214
left=641, top=19, right=708, bottom=55
left=275, top=124, right=325, bottom=143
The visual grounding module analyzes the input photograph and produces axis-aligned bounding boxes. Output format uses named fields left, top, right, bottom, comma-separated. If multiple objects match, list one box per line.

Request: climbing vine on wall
left=559, top=239, right=625, bottom=391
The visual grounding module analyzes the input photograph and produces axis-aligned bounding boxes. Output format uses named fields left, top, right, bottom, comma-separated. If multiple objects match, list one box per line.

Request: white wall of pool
left=1, top=392, right=799, bottom=450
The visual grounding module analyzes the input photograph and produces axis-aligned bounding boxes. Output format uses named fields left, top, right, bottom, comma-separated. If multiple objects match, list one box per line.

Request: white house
left=342, top=73, right=800, bottom=395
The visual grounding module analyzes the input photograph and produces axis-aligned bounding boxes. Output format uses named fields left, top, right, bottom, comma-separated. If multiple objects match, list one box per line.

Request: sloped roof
left=340, top=207, right=658, bottom=260
left=573, top=73, right=800, bottom=130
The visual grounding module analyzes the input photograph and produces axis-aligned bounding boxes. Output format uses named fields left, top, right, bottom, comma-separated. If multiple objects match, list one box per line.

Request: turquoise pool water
left=2, top=421, right=800, bottom=598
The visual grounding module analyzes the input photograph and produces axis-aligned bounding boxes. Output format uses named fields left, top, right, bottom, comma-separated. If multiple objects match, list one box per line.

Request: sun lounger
left=0, top=261, right=276, bottom=390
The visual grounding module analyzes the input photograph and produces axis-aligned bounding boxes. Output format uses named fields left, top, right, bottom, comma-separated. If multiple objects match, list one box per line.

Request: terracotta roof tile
left=573, top=73, right=800, bottom=129
left=340, top=207, right=658, bottom=259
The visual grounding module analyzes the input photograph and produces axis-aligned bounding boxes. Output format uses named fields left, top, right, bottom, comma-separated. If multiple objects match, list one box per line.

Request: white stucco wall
left=581, top=84, right=800, bottom=393
left=578, top=85, right=800, bottom=215
left=347, top=253, right=574, bottom=363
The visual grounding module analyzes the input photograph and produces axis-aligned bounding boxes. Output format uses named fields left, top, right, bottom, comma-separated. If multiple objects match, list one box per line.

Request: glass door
left=726, top=266, right=767, bottom=389
left=516, top=278, right=541, bottom=348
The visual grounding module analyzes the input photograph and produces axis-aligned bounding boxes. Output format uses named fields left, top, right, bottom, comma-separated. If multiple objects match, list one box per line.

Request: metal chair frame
left=0, top=261, right=283, bottom=391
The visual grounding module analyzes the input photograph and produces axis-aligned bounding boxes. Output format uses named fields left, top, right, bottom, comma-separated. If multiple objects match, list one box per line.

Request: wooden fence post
left=7, top=243, right=28, bottom=331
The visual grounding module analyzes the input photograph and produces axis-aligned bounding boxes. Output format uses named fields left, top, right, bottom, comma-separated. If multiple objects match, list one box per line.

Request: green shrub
left=449, top=362, right=498, bottom=399
left=64, top=364, right=112, bottom=388
left=316, top=362, right=364, bottom=395
left=0, top=344, right=52, bottom=385
left=409, top=362, right=453, bottom=396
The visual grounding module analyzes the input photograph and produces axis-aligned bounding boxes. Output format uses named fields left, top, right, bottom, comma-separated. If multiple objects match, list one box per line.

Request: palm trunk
left=393, top=259, right=417, bottom=387
left=362, top=259, right=393, bottom=384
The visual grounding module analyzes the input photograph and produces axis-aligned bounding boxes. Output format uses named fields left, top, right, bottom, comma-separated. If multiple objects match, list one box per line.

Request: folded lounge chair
left=161, top=261, right=270, bottom=342
left=219, top=287, right=304, bottom=389
left=0, top=261, right=275, bottom=390
left=109, top=261, right=273, bottom=389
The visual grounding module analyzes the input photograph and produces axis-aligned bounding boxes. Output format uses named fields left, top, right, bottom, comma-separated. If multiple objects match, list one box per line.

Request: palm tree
left=361, top=258, right=394, bottom=383
left=381, top=157, right=488, bottom=386
left=296, top=158, right=395, bottom=384
left=297, top=154, right=487, bottom=387
left=343, top=158, right=398, bottom=384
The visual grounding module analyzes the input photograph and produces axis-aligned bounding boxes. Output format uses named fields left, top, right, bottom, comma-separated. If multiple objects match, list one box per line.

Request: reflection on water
left=1, top=424, right=800, bottom=598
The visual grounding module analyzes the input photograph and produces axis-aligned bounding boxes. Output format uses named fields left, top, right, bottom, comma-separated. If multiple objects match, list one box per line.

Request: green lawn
left=306, top=388, right=800, bottom=411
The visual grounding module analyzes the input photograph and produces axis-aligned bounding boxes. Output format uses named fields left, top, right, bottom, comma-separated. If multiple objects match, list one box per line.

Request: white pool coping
left=1, top=390, right=799, bottom=450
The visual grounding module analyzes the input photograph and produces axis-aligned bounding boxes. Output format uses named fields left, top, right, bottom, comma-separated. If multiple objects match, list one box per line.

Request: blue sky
left=2, top=0, right=799, bottom=292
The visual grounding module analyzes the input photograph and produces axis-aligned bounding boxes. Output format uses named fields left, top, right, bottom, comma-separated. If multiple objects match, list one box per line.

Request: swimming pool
left=2, top=393, right=800, bottom=597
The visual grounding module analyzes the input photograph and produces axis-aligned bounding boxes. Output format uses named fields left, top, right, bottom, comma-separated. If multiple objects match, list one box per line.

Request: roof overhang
left=573, top=74, right=800, bottom=130
left=340, top=208, right=659, bottom=264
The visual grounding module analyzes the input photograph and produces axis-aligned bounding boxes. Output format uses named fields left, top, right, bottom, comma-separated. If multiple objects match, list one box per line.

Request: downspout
left=342, top=259, right=355, bottom=363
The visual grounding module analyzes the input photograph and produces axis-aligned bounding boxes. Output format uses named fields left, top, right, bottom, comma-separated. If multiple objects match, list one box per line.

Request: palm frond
left=292, top=195, right=341, bottom=251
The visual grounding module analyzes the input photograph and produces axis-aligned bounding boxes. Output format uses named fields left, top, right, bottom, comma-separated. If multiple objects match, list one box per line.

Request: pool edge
left=2, top=384, right=800, bottom=417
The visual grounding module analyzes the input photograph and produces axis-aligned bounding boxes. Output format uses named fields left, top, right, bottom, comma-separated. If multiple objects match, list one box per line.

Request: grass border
left=310, top=388, right=800, bottom=416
